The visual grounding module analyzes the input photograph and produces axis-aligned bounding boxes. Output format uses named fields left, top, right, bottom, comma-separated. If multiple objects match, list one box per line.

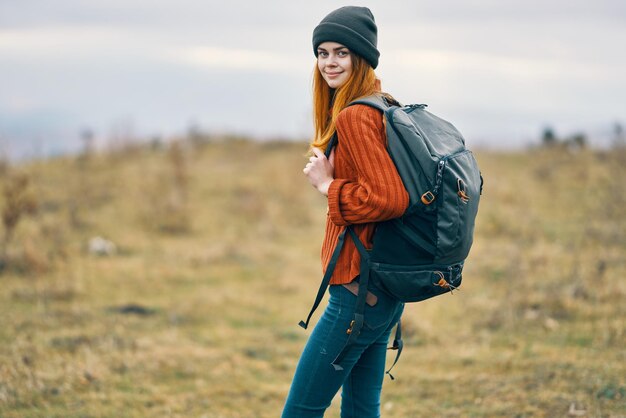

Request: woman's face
left=317, top=41, right=353, bottom=89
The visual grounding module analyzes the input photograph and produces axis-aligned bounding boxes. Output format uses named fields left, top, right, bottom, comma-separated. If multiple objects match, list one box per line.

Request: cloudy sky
left=1, top=0, right=625, bottom=157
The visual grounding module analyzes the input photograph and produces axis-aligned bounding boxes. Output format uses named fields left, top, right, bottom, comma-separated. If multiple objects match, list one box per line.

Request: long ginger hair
left=311, top=53, right=381, bottom=152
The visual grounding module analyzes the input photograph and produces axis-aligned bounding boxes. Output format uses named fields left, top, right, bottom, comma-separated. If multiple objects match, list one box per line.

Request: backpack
left=299, top=94, right=483, bottom=378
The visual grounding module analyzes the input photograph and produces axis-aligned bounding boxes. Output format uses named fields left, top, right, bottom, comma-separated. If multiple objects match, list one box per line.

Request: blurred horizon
left=1, top=0, right=625, bottom=159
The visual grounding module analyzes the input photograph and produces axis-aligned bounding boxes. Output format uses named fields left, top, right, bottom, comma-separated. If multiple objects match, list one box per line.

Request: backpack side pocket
left=370, top=262, right=462, bottom=303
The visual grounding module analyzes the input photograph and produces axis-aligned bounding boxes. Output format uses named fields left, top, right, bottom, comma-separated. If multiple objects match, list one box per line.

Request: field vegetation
left=0, top=138, right=624, bottom=417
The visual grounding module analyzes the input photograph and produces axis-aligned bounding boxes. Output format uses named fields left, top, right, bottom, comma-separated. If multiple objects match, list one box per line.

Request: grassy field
left=0, top=139, right=624, bottom=417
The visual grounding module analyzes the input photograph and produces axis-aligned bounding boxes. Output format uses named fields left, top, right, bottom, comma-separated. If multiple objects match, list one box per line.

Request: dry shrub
left=169, top=140, right=189, bottom=199
left=19, top=239, right=50, bottom=275
left=68, top=155, right=92, bottom=229
left=0, top=169, right=73, bottom=276
left=141, top=140, right=192, bottom=234
left=1, top=223, right=70, bottom=277
left=142, top=189, right=192, bottom=235
left=0, top=172, right=38, bottom=271
left=2, top=172, right=37, bottom=244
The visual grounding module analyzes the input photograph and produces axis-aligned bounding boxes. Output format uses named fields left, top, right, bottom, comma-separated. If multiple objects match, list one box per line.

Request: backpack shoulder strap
left=324, top=132, right=338, bottom=159
left=298, top=226, right=348, bottom=330
left=349, top=93, right=394, bottom=112
left=325, top=94, right=397, bottom=158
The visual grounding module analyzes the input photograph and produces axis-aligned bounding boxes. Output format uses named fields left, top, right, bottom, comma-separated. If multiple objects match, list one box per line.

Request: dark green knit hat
left=312, top=6, right=379, bottom=69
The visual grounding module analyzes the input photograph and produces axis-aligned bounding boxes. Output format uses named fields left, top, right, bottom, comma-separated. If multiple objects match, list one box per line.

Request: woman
left=281, top=6, right=410, bottom=418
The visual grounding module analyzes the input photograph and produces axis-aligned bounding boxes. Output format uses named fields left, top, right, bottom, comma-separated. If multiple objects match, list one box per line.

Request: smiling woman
left=281, top=6, right=409, bottom=418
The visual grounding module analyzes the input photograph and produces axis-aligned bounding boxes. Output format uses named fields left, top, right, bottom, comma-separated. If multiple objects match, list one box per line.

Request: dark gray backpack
left=299, top=94, right=483, bottom=378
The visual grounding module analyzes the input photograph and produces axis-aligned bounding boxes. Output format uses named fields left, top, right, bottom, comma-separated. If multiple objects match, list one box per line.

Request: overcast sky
left=1, top=0, right=625, bottom=157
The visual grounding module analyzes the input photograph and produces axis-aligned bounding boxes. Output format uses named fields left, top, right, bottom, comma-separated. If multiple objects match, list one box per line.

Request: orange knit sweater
left=322, top=103, right=409, bottom=285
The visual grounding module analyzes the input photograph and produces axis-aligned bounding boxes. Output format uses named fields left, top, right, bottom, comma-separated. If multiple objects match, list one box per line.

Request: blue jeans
left=282, top=283, right=404, bottom=418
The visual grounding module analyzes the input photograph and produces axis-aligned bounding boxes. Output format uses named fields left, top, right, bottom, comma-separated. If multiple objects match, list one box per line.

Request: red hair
left=311, top=53, right=380, bottom=152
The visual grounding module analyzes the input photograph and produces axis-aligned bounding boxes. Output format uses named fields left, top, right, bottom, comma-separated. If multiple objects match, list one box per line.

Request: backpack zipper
left=433, top=150, right=472, bottom=196
left=431, top=160, right=446, bottom=197
left=404, top=103, right=428, bottom=114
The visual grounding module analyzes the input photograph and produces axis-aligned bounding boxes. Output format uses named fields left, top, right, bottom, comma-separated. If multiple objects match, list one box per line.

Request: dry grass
left=0, top=140, right=624, bottom=417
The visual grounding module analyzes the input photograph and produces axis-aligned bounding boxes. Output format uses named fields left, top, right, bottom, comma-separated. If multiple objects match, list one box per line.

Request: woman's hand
left=303, top=147, right=335, bottom=196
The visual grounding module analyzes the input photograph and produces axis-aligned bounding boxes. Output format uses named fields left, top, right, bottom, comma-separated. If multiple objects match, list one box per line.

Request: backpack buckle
left=433, top=271, right=449, bottom=288
left=421, top=191, right=435, bottom=205
left=346, top=320, right=356, bottom=334
left=457, top=179, right=470, bottom=203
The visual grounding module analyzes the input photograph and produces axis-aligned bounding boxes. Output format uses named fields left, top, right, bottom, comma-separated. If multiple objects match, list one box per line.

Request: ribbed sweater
left=323, top=103, right=409, bottom=285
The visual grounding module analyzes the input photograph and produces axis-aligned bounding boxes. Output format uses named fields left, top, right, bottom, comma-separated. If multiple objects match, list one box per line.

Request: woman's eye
left=318, top=51, right=328, bottom=57
left=338, top=51, right=349, bottom=57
